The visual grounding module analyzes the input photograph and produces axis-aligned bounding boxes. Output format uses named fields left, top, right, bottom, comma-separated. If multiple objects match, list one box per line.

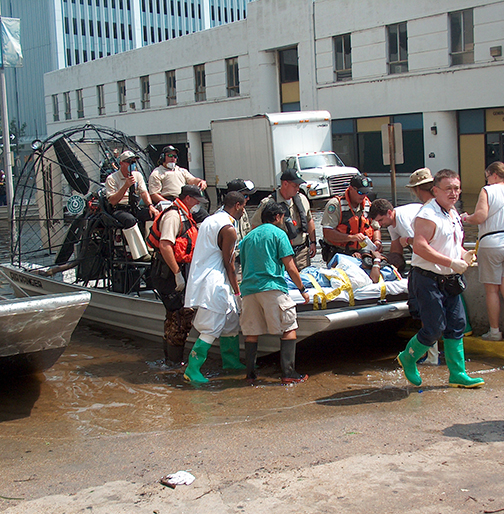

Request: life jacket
left=147, top=198, right=198, bottom=263
left=333, top=190, right=374, bottom=252
left=270, top=190, right=308, bottom=241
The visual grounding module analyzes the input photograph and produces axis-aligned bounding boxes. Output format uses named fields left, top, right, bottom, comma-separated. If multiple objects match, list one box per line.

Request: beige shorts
left=241, top=289, right=298, bottom=336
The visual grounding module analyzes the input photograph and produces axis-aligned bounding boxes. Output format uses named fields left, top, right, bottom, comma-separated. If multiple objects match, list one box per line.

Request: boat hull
left=0, top=290, right=91, bottom=377
left=1, top=264, right=410, bottom=355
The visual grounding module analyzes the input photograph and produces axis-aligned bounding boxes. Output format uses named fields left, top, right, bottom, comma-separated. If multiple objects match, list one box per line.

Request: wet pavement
left=0, top=196, right=501, bottom=513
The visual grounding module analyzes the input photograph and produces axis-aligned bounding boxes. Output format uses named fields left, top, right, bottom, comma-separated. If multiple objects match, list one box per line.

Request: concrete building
left=44, top=0, right=504, bottom=196
left=1, top=0, right=255, bottom=152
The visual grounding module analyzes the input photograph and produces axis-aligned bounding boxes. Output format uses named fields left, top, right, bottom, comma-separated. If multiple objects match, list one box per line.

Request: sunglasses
left=167, top=153, right=177, bottom=158
left=357, top=190, right=366, bottom=195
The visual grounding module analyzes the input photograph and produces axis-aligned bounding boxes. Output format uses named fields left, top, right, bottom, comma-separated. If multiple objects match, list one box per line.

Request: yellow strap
left=305, top=274, right=327, bottom=310
left=318, top=268, right=355, bottom=307
left=378, top=274, right=386, bottom=300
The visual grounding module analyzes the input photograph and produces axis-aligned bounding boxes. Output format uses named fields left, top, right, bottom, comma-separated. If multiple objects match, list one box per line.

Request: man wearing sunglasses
left=148, top=145, right=207, bottom=206
left=320, top=174, right=382, bottom=264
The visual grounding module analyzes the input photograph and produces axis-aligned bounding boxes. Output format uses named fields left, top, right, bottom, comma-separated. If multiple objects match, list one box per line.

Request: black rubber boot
left=164, top=344, right=185, bottom=368
left=280, top=339, right=308, bottom=384
left=245, top=341, right=258, bottom=381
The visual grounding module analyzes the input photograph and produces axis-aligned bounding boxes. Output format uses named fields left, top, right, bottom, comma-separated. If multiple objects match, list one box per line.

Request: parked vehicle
left=211, top=111, right=359, bottom=200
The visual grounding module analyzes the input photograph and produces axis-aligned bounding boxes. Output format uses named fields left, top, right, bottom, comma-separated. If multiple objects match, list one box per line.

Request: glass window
left=279, top=47, right=299, bottom=83
left=450, top=9, right=474, bottom=65
left=52, top=94, right=59, bottom=122
left=97, top=84, right=105, bottom=115
left=194, top=64, right=206, bottom=102
left=165, top=70, right=177, bottom=106
left=64, top=91, right=71, bottom=120
left=334, top=34, right=352, bottom=82
left=118, top=80, right=126, bottom=112
left=388, top=22, right=408, bottom=74
left=140, top=76, right=150, bottom=109
left=459, top=109, right=485, bottom=134
left=76, top=89, right=84, bottom=118
left=226, top=57, right=240, bottom=97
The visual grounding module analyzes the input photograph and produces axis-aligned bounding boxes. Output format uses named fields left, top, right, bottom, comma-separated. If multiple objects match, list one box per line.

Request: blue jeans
left=409, top=267, right=466, bottom=346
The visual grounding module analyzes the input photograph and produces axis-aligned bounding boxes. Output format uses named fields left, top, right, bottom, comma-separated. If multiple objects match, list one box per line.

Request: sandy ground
left=2, top=329, right=504, bottom=514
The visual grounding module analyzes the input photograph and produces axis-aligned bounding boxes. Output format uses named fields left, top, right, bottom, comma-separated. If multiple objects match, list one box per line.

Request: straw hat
left=405, top=168, right=433, bottom=188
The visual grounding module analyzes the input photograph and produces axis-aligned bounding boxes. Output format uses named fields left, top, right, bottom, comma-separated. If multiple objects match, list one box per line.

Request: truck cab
left=283, top=151, right=359, bottom=200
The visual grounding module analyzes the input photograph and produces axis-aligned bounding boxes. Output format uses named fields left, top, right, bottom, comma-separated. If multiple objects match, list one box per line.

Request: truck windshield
left=298, top=153, right=344, bottom=170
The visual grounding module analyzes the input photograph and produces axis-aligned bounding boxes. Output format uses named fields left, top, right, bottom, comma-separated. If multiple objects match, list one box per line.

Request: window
left=226, top=57, right=239, bottom=97
left=140, top=75, right=150, bottom=109
left=76, top=89, right=84, bottom=118
left=64, top=91, right=71, bottom=120
left=450, top=9, right=474, bottom=65
left=388, top=22, right=408, bottom=74
left=97, top=84, right=105, bottom=115
left=279, top=47, right=299, bottom=83
left=334, top=34, right=352, bottom=81
left=165, top=70, right=176, bottom=106
left=52, top=94, right=59, bottom=122
left=194, top=64, right=206, bottom=102
left=118, top=80, right=126, bottom=112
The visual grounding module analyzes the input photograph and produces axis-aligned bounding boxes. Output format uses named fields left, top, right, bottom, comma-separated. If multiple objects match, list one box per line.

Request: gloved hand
left=462, top=250, right=476, bottom=266
left=450, top=259, right=468, bottom=274
left=234, top=294, right=242, bottom=313
left=175, top=272, right=185, bottom=292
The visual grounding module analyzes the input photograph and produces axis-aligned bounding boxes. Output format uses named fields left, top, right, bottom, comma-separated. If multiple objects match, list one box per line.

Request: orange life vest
left=147, top=198, right=198, bottom=264
left=334, top=190, right=374, bottom=251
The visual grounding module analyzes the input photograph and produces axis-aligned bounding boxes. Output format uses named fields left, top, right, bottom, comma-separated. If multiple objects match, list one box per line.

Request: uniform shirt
left=239, top=223, right=294, bottom=297
left=148, top=165, right=196, bottom=199
left=411, top=200, right=463, bottom=275
left=478, top=183, right=504, bottom=249
left=158, top=209, right=182, bottom=245
left=388, top=203, right=422, bottom=241
left=322, top=194, right=379, bottom=242
left=184, top=210, right=236, bottom=314
left=105, top=170, right=147, bottom=205
left=250, top=191, right=312, bottom=247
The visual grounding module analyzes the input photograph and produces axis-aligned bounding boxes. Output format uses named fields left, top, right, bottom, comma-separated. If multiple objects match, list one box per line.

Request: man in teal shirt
left=240, top=202, right=310, bottom=384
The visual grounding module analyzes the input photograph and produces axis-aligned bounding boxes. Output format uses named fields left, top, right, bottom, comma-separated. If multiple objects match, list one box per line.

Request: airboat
left=1, top=124, right=409, bottom=354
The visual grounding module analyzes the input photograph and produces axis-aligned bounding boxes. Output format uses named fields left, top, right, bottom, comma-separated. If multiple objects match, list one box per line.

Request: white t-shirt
left=388, top=203, right=422, bottom=241
left=478, top=183, right=504, bottom=249
left=411, top=200, right=463, bottom=275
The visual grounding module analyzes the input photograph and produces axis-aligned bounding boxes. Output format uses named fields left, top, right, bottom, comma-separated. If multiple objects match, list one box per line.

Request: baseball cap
left=162, top=145, right=179, bottom=154
left=280, top=168, right=306, bottom=185
left=226, top=179, right=256, bottom=194
left=180, top=184, right=209, bottom=204
left=350, top=174, right=373, bottom=194
left=405, top=168, right=433, bottom=188
left=119, top=150, right=137, bottom=162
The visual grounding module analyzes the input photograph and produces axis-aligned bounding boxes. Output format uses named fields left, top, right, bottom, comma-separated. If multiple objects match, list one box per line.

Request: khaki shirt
left=159, top=209, right=182, bottom=245
left=148, top=165, right=196, bottom=199
left=105, top=170, right=147, bottom=205
left=251, top=191, right=312, bottom=247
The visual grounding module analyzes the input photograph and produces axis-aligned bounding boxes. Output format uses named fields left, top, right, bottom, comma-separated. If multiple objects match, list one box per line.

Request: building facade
left=44, top=0, right=504, bottom=196
left=1, top=0, right=255, bottom=152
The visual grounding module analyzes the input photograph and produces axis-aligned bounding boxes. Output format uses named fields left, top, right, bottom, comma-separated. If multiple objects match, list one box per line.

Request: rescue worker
left=183, top=191, right=247, bottom=384
left=105, top=150, right=159, bottom=260
left=148, top=145, right=208, bottom=223
left=241, top=202, right=310, bottom=384
left=320, top=174, right=382, bottom=264
left=397, top=169, right=484, bottom=388
left=147, top=185, right=208, bottom=366
left=250, top=168, right=316, bottom=271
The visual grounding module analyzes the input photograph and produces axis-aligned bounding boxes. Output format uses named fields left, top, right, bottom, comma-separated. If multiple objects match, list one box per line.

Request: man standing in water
left=397, top=169, right=483, bottom=388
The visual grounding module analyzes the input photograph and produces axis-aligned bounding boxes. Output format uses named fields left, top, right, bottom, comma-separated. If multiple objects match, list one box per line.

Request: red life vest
left=147, top=198, right=198, bottom=264
left=333, top=190, right=374, bottom=251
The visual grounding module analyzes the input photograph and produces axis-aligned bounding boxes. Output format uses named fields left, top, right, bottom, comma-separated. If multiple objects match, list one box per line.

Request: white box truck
left=210, top=110, right=359, bottom=200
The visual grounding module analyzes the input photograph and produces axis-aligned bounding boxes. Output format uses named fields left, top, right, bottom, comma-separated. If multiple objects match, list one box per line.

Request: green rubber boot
left=220, top=335, right=246, bottom=370
left=397, top=334, right=432, bottom=386
left=184, top=338, right=211, bottom=384
left=443, top=338, right=485, bottom=388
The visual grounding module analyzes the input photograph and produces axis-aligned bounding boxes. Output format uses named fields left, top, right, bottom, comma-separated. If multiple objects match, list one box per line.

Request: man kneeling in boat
left=105, top=150, right=159, bottom=261
left=147, top=185, right=208, bottom=367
